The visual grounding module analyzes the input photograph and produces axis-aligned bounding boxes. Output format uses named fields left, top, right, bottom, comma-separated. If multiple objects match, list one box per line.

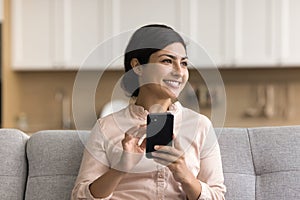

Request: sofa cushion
left=217, top=128, right=255, bottom=200
left=0, top=129, right=29, bottom=200
left=25, top=130, right=89, bottom=200
left=249, top=126, right=300, bottom=200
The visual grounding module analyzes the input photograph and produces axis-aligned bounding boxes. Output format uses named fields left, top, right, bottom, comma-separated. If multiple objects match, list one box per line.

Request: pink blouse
left=71, top=102, right=226, bottom=200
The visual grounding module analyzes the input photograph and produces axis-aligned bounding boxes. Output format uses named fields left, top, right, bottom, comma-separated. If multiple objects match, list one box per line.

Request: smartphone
left=146, top=113, right=174, bottom=159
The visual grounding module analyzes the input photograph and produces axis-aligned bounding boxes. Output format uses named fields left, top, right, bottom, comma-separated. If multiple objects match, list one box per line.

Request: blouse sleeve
left=197, top=121, right=226, bottom=200
left=71, top=121, right=113, bottom=200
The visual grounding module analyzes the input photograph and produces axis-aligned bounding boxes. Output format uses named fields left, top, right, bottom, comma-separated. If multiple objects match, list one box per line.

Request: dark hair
left=121, top=24, right=186, bottom=97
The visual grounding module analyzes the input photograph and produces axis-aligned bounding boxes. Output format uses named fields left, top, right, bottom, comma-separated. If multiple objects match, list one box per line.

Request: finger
left=136, top=125, right=146, bottom=138
left=154, top=145, right=181, bottom=156
left=173, top=136, right=183, bottom=151
left=126, top=126, right=140, bottom=136
left=122, top=133, right=135, bottom=146
left=153, top=157, right=173, bottom=167
left=139, top=138, right=146, bottom=150
left=151, top=151, right=179, bottom=163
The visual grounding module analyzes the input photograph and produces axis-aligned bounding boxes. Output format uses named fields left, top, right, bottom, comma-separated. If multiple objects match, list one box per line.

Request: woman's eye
left=181, top=61, right=188, bottom=67
left=162, top=59, right=172, bottom=64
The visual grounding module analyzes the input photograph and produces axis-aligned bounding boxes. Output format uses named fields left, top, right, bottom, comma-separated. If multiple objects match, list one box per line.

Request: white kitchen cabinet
left=174, top=0, right=280, bottom=68
left=187, top=0, right=226, bottom=68
left=63, top=0, right=111, bottom=70
left=11, top=0, right=190, bottom=70
left=108, top=0, right=187, bottom=68
left=113, top=0, right=183, bottom=33
left=0, top=0, right=3, bottom=22
left=280, top=0, right=300, bottom=66
left=109, top=0, right=229, bottom=69
left=11, top=0, right=53, bottom=70
left=178, top=0, right=300, bottom=68
left=230, top=0, right=281, bottom=67
left=227, top=0, right=300, bottom=67
left=11, top=0, right=300, bottom=70
left=11, top=0, right=111, bottom=70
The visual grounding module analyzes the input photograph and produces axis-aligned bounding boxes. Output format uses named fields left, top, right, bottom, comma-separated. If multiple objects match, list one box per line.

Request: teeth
left=164, top=80, right=180, bottom=87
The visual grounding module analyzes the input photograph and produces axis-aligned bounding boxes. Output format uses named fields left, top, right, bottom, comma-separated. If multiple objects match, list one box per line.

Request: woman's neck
left=135, top=92, right=172, bottom=113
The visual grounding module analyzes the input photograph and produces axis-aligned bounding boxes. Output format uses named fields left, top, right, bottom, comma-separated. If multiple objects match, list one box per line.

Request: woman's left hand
left=151, top=137, right=194, bottom=184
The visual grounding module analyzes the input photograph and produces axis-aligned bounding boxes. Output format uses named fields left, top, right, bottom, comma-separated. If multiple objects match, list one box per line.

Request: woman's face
left=139, top=42, right=189, bottom=99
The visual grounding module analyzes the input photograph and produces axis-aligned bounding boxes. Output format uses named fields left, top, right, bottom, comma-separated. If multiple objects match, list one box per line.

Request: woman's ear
left=130, top=58, right=142, bottom=76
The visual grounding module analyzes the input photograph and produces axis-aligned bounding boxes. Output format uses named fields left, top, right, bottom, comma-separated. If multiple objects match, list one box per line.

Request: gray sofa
left=0, top=126, right=299, bottom=200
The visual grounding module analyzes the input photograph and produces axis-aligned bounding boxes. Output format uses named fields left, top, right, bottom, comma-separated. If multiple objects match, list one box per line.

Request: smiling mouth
left=163, top=80, right=181, bottom=88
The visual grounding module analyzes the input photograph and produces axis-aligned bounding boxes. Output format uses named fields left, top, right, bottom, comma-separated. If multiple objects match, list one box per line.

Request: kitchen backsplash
left=6, top=68, right=300, bottom=133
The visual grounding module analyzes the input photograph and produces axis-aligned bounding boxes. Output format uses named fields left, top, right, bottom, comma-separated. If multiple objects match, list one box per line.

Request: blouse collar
left=128, top=99, right=182, bottom=121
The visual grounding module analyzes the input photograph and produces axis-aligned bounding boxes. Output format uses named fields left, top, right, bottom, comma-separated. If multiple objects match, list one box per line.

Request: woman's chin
left=165, top=89, right=180, bottom=101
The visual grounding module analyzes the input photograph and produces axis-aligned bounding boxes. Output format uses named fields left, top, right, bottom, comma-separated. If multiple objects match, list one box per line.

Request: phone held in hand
left=146, top=113, right=174, bottom=159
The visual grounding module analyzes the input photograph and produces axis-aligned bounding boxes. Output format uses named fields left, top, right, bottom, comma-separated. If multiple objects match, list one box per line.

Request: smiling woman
left=72, top=24, right=226, bottom=200
left=136, top=42, right=189, bottom=102
left=121, top=25, right=187, bottom=98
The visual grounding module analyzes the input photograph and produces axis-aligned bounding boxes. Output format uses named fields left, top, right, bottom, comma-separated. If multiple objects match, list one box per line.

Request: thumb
left=173, top=134, right=183, bottom=151
left=140, top=138, right=146, bottom=150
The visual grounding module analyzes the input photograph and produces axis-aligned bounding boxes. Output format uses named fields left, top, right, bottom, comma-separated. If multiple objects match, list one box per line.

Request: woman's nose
left=172, top=61, right=183, bottom=76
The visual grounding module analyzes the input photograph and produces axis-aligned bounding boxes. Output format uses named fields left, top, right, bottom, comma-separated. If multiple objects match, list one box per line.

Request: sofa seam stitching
left=225, top=170, right=299, bottom=175
left=0, top=175, right=27, bottom=177
left=27, top=174, right=77, bottom=178
left=24, top=136, right=29, bottom=199
left=246, top=128, right=257, bottom=200
left=223, top=172, right=255, bottom=176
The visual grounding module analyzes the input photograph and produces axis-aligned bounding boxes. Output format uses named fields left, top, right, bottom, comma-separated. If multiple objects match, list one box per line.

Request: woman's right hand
left=116, top=125, right=146, bottom=172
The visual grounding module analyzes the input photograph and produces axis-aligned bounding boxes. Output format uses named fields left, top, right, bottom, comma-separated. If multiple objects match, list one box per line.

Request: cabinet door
left=232, top=0, right=279, bottom=67
left=109, top=0, right=186, bottom=69
left=187, top=0, right=226, bottom=68
left=63, top=0, right=110, bottom=70
left=114, top=0, right=183, bottom=34
left=11, top=0, right=53, bottom=70
left=280, top=0, right=300, bottom=66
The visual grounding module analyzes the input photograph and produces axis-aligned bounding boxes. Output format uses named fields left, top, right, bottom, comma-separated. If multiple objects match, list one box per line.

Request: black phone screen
left=146, top=113, right=174, bottom=159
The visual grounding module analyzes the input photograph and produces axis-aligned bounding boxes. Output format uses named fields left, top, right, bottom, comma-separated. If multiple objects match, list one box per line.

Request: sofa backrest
left=217, top=128, right=256, bottom=200
left=0, top=129, right=28, bottom=200
left=247, top=126, right=300, bottom=200
left=25, top=130, right=89, bottom=200
left=8, top=126, right=299, bottom=200
left=217, top=126, right=300, bottom=200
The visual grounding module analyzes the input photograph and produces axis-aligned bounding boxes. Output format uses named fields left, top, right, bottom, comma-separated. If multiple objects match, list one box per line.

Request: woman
left=72, top=24, right=226, bottom=200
